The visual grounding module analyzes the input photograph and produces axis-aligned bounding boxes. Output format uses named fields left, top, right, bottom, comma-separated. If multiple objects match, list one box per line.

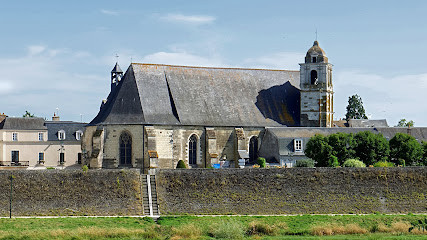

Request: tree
left=305, top=134, right=333, bottom=167
left=422, top=141, right=427, bottom=166
left=353, top=131, right=389, bottom=165
left=396, top=119, right=414, bottom=127
left=345, top=94, right=368, bottom=121
left=22, top=111, right=35, bottom=118
left=327, top=132, right=356, bottom=165
left=389, top=133, right=423, bottom=166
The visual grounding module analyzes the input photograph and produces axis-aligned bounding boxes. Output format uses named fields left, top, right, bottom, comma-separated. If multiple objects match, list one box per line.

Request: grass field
left=0, top=214, right=426, bottom=239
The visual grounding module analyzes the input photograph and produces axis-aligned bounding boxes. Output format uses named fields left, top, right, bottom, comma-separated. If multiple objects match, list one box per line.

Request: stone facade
left=82, top=125, right=264, bottom=172
left=299, top=41, right=334, bottom=127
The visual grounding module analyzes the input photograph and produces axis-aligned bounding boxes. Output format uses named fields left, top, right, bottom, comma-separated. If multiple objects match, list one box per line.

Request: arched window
left=119, top=132, right=132, bottom=166
left=310, top=70, right=318, bottom=85
left=249, top=136, right=258, bottom=164
left=188, top=134, right=197, bottom=165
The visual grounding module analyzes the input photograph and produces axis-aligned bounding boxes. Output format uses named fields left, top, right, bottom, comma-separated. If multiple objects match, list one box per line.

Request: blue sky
left=1, top=1, right=426, bottom=126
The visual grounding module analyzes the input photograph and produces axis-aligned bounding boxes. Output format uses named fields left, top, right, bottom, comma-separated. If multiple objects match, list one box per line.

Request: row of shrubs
left=305, top=131, right=427, bottom=167
left=295, top=158, right=395, bottom=168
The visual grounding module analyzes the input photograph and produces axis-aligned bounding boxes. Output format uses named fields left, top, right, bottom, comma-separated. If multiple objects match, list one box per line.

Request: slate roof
left=348, top=119, right=388, bottom=128
left=111, top=62, right=123, bottom=73
left=45, top=121, right=86, bottom=141
left=0, top=117, right=47, bottom=130
left=90, top=63, right=301, bottom=127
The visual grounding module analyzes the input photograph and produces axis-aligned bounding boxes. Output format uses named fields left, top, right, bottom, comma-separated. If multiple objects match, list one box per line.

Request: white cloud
left=27, top=45, right=46, bottom=56
left=160, top=14, right=215, bottom=24
left=0, top=45, right=109, bottom=122
left=100, top=9, right=119, bottom=16
left=334, top=70, right=427, bottom=126
left=243, top=52, right=305, bottom=70
left=142, top=51, right=225, bottom=67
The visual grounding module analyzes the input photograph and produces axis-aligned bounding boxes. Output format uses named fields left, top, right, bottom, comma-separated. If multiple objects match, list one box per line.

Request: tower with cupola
left=299, top=41, right=334, bottom=127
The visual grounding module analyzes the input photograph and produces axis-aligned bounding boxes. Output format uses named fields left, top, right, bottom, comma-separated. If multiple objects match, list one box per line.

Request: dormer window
left=58, top=130, right=66, bottom=140
left=312, top=57, right=317, bottom=63
left=76, top=130, right=83, bottom=140
left=294, top=139, right=303, bottom=152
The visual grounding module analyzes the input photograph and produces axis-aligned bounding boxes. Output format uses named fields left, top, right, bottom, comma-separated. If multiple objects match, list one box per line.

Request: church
left=81, top=41, right=336, bottom=172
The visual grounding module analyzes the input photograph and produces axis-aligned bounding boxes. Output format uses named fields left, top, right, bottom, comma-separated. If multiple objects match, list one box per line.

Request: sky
left=1, top=0, right=426, bottom=126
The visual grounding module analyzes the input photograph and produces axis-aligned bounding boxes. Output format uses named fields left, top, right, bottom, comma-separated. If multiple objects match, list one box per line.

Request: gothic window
left=249, top=136, right=258, bottom=164
left=119, top=132, right=132, bottom=166
left=188, top=134, right=197, bottom=165
left=310, top=70, right=318, bottom=85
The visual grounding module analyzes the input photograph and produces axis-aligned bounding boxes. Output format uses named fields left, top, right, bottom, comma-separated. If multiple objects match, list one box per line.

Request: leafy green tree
left=396, top=119, right=414, bottom=127
left=345, top=94, right=368, bottom=121
left=305, top=134, right=333, bottom=167
left=22, top=111, right=35, bottom=118
left=389, top=133, right=423, bottom=166
left=353, top=131, right=389, bottom=165
left=327, top=132, right=356, bottom=165
left=422, top=141, right=427, bottom=166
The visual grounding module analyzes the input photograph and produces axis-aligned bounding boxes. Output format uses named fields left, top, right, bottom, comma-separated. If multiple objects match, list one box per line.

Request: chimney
left=52, top=112, right=60, bottom=121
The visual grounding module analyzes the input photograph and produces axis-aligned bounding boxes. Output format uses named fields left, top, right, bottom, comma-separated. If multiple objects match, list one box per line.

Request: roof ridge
left=131, top=63, right=299, bottom=72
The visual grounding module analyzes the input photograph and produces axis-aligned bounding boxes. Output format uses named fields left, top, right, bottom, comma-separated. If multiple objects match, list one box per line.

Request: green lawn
left=0, top=214, right=425, bottom=239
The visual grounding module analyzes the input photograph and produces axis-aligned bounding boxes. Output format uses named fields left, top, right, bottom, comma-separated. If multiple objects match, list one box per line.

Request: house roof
left=45, top=121, right=86, bottom=141
left=348, top=119, right=388, bottom=128
left=90, top=63, right=301, bottom=127
left=0, top=117, right=47, bottom=130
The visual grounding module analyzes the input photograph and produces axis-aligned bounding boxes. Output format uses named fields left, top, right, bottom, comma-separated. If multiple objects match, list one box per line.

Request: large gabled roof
left=90, top=63, right=301, bottom=127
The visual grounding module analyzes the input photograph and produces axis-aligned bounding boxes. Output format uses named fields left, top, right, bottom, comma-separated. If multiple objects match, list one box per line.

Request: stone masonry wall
left=156, top=167, right=427, bottom=215
left=0, top=169, right=143, bottom=216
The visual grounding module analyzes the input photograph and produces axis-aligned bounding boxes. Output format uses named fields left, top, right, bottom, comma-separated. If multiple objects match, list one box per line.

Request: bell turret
left=111, top=62, right=123, bottom=91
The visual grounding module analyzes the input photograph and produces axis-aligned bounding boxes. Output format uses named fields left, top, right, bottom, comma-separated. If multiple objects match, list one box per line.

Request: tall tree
left=345, top=94, right=368, bottom=121
left=389, top=133, right=423, bottom=166
left=328, top=132, right=356, bottom=165
left=305, top=134, right=333, bottom=167
left=22, top=111, right=35, bottom=118
left=353, top=131, right=389, bottom=165
left=396, top=119, right=414, bottom=127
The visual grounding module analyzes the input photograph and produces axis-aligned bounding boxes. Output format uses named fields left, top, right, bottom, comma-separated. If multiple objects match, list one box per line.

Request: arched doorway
left=119, top=132, right=132, bottom=166
left=188, top=134, right=197, bottom=165
left=249, top=136, right=258, bottom=164
left=311, top=70, right=318, bottom=85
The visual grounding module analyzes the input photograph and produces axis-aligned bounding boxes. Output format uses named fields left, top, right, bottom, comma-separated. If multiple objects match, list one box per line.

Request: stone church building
left=82, top=41, right=335, bottom=172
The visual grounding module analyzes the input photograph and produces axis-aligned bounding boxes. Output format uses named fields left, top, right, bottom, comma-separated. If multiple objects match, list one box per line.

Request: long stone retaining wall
left=156, top=167, right=427, bottom=215
left=0, top=169, right=142, bottom=216
left=0, top=168, right=426, bottom=216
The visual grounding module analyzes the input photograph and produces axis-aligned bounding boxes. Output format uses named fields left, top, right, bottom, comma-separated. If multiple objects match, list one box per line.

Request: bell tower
left=299, top=41, right=334, bottom=127
left=111, top=62, right=123, bottom=91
